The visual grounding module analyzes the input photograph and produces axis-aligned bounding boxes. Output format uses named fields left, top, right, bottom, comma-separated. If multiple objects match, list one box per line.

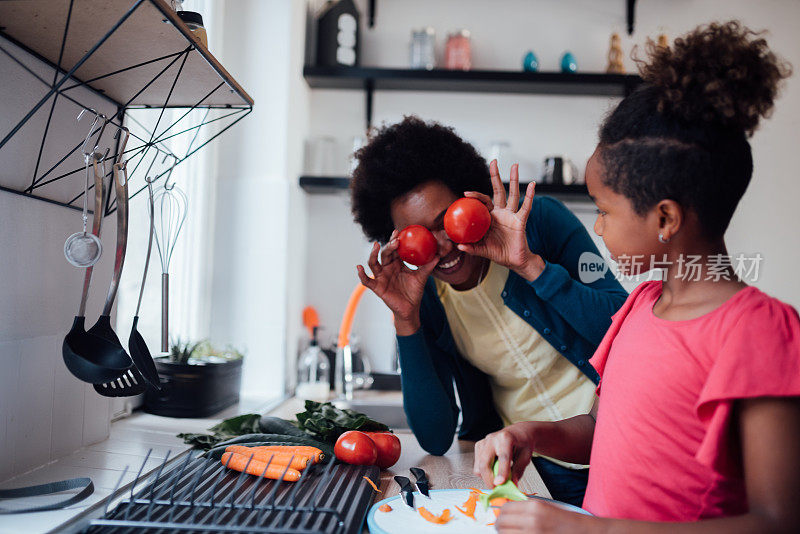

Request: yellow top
left=435, top=261, right=596, bottom=469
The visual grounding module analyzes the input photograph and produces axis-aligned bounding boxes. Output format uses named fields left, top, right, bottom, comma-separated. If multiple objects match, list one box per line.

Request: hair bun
left=641, top=21, right=791, bottom=134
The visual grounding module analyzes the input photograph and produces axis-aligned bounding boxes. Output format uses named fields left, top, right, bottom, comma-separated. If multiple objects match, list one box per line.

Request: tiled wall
left=0, top=336, right=111, bottom=481
left=0, top=37, right=119, bottom=481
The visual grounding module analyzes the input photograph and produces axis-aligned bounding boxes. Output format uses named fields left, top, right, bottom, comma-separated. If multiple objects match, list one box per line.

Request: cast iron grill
left=84, top=450, right=380, bottom=534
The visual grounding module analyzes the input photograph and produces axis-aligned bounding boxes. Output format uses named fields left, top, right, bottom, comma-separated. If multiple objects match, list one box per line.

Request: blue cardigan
left=396, top=196, right=628, bottom=455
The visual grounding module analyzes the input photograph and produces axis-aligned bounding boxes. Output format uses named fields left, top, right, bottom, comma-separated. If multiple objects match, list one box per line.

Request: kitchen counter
left=268, top=393, right=551, bottom=499
left=1, top=393, right=550, bottom=532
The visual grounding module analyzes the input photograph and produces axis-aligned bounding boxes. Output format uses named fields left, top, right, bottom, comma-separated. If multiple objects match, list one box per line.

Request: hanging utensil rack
left=83, top=451, right=380, bottom=534
left=0, top=0, right=253, bottom=216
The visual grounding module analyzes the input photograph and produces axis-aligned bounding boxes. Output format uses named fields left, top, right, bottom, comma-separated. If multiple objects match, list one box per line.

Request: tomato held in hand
left=444, top=198, right=491, bottom=244
left=363, top=432, right=401, bottom=469
left=335, top=431, right=378, bottom=465
left=397, top=225, right=438, bottom=266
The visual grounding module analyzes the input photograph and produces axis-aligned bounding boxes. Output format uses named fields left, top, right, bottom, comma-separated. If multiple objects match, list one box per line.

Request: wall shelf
left=0, top=0, right=253, bottom=214
left=303, top=65, right=641, bottom=130
left=305, top=66, right=640, bottom=97
left=299, top=175, right=590, bottom=200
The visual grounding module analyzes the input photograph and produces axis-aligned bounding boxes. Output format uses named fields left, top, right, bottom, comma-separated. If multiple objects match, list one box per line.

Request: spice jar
left=445, top=29, right=472, bottom=70
left=177, top=10, right=208, bottom=49
left=409, top=27, right=436, bottom=70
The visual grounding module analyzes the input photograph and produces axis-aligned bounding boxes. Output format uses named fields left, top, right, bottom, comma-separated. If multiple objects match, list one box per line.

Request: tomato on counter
left=335, top=430, right=378, bottom=465
left=397, top=225, right=438, bottom=266
left=444, top=197, right=491, bottom=243
left=363, top=432, right=401, bottom=469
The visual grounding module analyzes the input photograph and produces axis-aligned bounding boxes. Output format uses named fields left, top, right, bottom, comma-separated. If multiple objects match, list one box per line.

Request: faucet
left=335, top=284, right=367, bottom=401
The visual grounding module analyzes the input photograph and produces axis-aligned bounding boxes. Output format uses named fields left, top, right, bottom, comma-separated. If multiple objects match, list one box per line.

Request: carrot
left=468, top=487, right=485, bottom=494
left=363, top=476, right=381, bottom=493
left=254, top=445, right=325, bottom=463
left=489, top=497, right=510, bottom=507
left=418, top=507, right=452, bottom=524
left=225, top=445, right=309, bottom=471
left=220, top=452, right=301, bottom=482
left=493, top=508, right=500, bottom=518
left=456, top=491, right=479, bottom=519
left=378, top=503, right=392, bottom=512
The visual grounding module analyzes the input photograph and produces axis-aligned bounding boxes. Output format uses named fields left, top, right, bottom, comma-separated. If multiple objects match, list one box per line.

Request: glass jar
left=177, top=10, right=208, bottom=49
left=409, top=27, right=436, bottom=70
left=296, top=340, right=331, bottom=401
left=445, top=29, right=471, bottom=70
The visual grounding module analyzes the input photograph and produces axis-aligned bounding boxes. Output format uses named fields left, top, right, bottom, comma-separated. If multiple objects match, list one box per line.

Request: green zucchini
left=257, top=416, right=308, bottom=438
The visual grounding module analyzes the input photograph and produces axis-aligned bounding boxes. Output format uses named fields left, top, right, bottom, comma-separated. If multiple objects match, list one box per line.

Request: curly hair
left=599, top=21, right=791, bottom=238
left=351, top=116, right=492, bottom=243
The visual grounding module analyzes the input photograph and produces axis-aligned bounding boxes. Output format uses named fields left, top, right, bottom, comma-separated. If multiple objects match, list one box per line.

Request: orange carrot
left=489, top=497, right=511, bottom=507
left=225, top=446, right=309, bottom=471
left=362, top=476, right=381, bottom=493
left=378, top=503, right=392, bottom=512
left=456, top=491, right=479, bottom=519
left=220, top=452, right=301, bottom=481
left=418, top=507, right=452, bottom=524
left=493, top=508, right=500, bottom=518
left=468, top=487, right=485, bottom=494
left=254, top=445, right=324, bottom=463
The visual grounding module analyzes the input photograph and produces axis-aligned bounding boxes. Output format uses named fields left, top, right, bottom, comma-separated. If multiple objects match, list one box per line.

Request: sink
left=334, top=398, right=409, bottom=430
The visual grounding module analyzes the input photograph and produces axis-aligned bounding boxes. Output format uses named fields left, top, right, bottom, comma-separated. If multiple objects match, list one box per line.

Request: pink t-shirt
left=583, top=281, right=800, bottom=521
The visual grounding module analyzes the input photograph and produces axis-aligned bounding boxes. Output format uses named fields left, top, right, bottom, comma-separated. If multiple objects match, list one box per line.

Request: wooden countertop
left=268, top=395, right=551, bottom=499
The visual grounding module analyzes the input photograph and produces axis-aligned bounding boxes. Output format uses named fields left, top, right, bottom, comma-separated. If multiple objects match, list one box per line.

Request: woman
left=351, top=117, right=626, bottom=505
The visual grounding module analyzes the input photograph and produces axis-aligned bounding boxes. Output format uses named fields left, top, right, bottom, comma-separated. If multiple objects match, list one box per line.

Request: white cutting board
left=366, top=489, right=591, bottom=534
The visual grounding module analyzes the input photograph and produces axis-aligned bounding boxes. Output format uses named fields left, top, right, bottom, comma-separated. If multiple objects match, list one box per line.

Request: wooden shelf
left=299, top=176, right=590, bottom=199
left=0, top=0, right=253, bottom=108
left=304, top=66, right=641, bottom=98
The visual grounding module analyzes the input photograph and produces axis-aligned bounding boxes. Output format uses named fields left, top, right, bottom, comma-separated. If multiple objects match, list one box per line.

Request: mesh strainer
left=64, top=153, right=104, bottom=267
left=65, top=109, right=107, bottom=267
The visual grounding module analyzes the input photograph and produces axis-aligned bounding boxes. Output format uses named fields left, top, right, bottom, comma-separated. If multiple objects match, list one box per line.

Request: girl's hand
left=461, top=160, right=545, bottom=281
left=356, top=230, right=439, bottom=335
left=473, top=422, right=538, bottom=487
left=496, top=500, right=598, bottom=533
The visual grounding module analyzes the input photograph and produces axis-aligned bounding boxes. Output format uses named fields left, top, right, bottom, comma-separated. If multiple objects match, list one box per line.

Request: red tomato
left=397, top=225, right=438, bottom=266
left=363, top=432, right=401, bottom=469
left=335, top=431, right=378, bottom=465
left=443, top=198, right=491, bottom=244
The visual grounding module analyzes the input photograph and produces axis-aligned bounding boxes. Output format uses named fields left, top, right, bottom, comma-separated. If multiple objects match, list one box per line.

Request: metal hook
left=162, top=153, right=179, bottom=190
left=77, top=108, right=108, bottom=157
left=113, top=126, right=130, bottom=168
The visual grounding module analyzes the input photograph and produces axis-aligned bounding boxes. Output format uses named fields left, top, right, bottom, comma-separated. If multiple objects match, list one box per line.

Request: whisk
left=152, top=157, right=187, bottom=352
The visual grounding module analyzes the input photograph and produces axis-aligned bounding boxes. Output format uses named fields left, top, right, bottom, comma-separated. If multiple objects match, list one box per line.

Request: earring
left=658, top=233, right=670, bottom=244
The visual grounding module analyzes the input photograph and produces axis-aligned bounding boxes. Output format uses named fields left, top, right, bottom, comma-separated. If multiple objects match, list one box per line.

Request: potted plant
left=144, top=339, right=244, bottom=418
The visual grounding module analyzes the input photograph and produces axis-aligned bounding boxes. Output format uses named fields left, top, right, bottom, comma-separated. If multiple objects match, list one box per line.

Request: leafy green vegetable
left=294, top=400, right=390, bottom=443
left=479, top=459, right=529, bottom=508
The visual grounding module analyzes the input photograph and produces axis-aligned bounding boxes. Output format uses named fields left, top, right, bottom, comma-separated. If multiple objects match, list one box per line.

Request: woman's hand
left=460, top=160, right=545, bottom=282
left=496, top=500, right=598, bottom=533
left=474, top=422, right=539, bottom=487
left=356, top=230, right=439, bottom=336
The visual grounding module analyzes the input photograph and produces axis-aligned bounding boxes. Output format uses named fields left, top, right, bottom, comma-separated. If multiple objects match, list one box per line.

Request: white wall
left=208, top=0, right=310, bottom=398
left=0, top=39, right=119, bottom=480
left=302, top=0, right=800, bottom=371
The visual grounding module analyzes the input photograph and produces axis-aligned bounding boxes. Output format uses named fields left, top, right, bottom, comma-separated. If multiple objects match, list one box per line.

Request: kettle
left=542, top=156, right=581, bottom=185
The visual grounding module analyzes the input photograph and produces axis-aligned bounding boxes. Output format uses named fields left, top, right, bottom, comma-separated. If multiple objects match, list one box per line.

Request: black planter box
left=144, top=357, right=243, bottom=418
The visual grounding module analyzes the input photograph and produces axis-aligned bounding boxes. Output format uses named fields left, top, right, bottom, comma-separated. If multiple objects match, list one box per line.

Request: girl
left=474, top=21, right=800, bottom=532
